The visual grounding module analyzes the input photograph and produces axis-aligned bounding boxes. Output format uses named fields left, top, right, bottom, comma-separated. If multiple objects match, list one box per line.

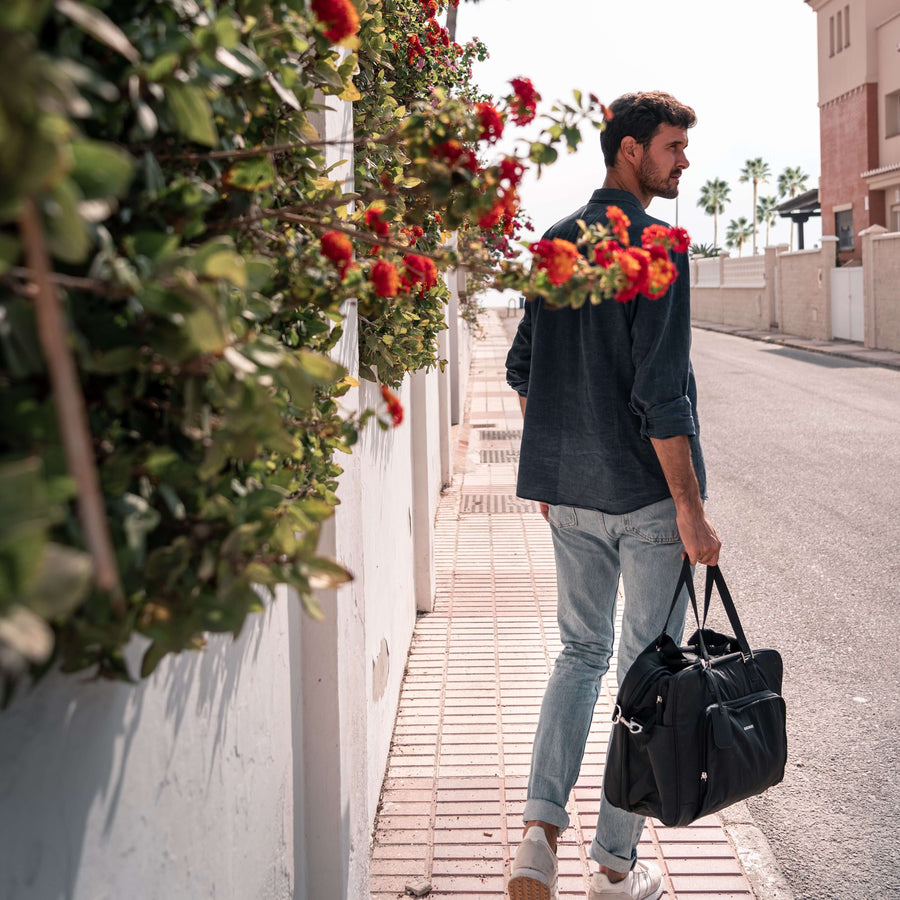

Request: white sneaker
left=508, top=825, right=559, bottom=900
left=588, top=861, right=663, bottom=899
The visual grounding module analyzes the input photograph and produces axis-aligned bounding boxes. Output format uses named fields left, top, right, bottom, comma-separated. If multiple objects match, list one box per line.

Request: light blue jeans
left=522, top=498, right=689, bottom=872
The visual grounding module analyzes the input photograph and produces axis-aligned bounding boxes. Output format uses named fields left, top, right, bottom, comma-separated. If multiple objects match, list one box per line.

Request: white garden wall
left=0, top=92, right=470, bottom=900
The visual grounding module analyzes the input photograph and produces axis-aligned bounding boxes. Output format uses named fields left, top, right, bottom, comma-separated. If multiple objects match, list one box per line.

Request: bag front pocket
left=698, top=691, right=787, bottom=819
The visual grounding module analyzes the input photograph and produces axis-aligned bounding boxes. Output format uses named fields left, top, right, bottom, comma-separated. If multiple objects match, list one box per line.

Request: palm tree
left=756, top=195, right=780, bottom=247
left=696, top=178, right=731, bottom=250
left=725, top=217, right=753, bottom=257
left=739, top=158, right=771, bottom=255
left=777, top=166, right=810, bottom=250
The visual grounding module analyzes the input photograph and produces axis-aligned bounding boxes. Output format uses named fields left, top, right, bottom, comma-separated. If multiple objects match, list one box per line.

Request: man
left=505, top=91, right=721, bottom=900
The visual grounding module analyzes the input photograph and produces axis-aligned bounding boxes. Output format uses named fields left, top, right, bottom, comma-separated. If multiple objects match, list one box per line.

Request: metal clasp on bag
left=612, top=704, right=644, bottom=734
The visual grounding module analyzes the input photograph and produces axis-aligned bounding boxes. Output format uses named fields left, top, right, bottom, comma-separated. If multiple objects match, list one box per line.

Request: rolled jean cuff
left=589, top=835, right=637, bottom=873
left=522, top=798, right=570, bottom=832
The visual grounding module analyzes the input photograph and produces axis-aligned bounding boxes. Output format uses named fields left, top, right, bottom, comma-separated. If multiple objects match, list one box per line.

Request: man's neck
left=602, top=169, right=650, bottom=209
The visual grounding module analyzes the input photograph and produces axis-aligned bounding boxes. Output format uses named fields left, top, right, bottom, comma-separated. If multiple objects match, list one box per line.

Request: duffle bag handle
left=661, top=556, right=703, bottom=640
left=703, top=565, right=753, bottom=658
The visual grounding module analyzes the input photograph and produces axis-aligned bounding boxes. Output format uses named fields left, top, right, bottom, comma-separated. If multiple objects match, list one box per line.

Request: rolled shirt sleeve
left=505, top=299, right=533, bottom=396
left=628, top=253, right=697, bottom=440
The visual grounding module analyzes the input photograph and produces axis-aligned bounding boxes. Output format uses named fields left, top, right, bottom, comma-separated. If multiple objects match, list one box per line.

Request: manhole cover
left=460, top=493, right=538, bottom=515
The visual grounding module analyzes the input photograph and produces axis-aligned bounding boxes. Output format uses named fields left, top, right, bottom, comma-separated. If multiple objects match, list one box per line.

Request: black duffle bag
left=604, top=559, right=787, bottom=827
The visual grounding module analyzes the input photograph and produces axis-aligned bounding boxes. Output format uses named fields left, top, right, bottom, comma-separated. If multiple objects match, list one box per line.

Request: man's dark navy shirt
left=505, top=188, right=706, bottom=515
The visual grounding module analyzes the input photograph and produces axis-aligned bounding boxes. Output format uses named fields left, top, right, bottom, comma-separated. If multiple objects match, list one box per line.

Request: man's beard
left=638, top=157, right=680, bottom=200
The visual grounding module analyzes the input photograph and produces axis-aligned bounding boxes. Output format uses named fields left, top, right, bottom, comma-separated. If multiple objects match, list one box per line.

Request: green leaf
left=166, top=84, right=217, bottom=147
left=202, top=250, right=247, bottom=287
left=55, top=0, right=140, bottom=64
left=42, top=178, right=90, bottom=263
left=223, top=156, right=276, bottom=192
left=70, top=140, right=135, bottom=199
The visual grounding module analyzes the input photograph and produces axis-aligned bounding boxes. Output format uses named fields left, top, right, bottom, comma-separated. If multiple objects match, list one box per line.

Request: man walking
left=505, top=91, right=721, bottom=900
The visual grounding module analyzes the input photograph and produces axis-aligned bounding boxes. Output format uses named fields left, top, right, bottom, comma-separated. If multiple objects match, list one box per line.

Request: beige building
left=805, top=0, right=900, bottom=262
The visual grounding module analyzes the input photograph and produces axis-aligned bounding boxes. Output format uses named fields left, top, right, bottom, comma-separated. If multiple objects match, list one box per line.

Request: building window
left=887, top=90, right=900, bottom=137
left=836, top=208, right=854, bottom=250
left=844, top=5, right=850, bottom=47
left=836, top=9, right=843, bottom=52
left=829, top=15, right=835, bottom=56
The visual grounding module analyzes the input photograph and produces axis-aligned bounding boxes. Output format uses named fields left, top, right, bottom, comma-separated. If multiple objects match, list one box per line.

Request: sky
left=454, top=0, right=823, bottom=280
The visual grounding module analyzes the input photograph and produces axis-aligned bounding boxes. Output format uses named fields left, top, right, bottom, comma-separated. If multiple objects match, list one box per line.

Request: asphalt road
left=691, top=328, right=900, bottom=900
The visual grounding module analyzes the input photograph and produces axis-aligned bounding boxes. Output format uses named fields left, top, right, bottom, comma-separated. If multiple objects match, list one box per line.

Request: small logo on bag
left=744, top=724, right=755, bottom=731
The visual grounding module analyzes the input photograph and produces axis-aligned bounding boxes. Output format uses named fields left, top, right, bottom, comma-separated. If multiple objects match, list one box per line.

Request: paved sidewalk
left=370, top=310, right=758, bottom=899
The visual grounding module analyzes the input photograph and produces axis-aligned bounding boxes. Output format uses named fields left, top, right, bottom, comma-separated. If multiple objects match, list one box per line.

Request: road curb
left=691, top=320, right=900, bottom=371
left=718, top=802, right=796, bottom=900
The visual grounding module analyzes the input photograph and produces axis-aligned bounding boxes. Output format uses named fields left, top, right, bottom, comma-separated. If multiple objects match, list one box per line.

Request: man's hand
left=675, top=505, right=721, bottom=566
left=539, top=501, right=549, bottom=522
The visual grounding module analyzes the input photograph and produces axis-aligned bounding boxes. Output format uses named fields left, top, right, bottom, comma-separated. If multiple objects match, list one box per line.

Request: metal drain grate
left=479, top=448, right=519, bottom=464
left=477, top=429, right=522, bottom=441
left=460, top=493, right=538, bottom=515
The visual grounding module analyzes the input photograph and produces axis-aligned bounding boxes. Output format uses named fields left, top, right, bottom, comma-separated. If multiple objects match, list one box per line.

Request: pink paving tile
left=370, top=310, right=756, bottom=900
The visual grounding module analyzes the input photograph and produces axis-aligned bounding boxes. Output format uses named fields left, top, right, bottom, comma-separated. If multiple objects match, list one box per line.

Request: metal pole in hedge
left=19, top=196, right=125, bottom=619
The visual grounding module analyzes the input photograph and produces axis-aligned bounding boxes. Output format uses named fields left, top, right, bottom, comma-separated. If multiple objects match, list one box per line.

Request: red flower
left=365, top=204, right=390, bottom=236
left=380, top=384, right=404, bottom=427
left=478, top=186, right=518, bottom=229
left=371, top=259, right=400, bottom=297
left=404, top=253, right=438, bottom=290
left=320, top=230, right=353, bottom=277
left=311, top=0, right=360, bottom=42
left=530, top=238, right=580, bottom=285
left=668, top=226, right=690, bottom=253
left=407, top=34, right=425, bottom=64
left=431, top=140, right=479, bottom=173
left=498, top=156, right=526, bottom=186
left=420, top=0, right=438, bottom=14
left=606, top=206, right=631, bottom=245
left=475, top=102, right=504, bottom=143
left=509, top=77, right=541, bottom=126
left=593, top=240, right=620, bottom=269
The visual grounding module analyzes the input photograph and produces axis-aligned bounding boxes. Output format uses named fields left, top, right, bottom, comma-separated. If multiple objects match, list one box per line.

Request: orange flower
left=531, top=238, right=580, bottom=285
left=640, top=224, right=670, bottom=250
left=646, top=245, right=678, bottom=299
left=380, top=384, right=404, bottom=427
left=615, top=247, right=651, bottom=302
left=475, top=102, right=504, bottom=143
left=320, top=230, right=353, bottom=277
left=371, top=259, right=400, bottom=297
left=640, top=224, right=691, bottom=254
left=404, top=253, right=438, bottom=290
left=311, top=0, right=360, bottom=42
left=606, top=206, right=631, bottom=245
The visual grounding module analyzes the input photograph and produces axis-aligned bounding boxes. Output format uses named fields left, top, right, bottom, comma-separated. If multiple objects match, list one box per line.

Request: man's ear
left=619, top=136, right=641, bottom=167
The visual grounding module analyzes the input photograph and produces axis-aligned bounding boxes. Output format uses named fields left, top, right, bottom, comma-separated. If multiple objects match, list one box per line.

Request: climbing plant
left=0, top=0, right=685, bottom=696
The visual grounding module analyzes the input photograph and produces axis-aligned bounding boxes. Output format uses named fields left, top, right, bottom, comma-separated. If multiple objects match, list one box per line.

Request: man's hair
left=600, top=91, right=697, bottom=168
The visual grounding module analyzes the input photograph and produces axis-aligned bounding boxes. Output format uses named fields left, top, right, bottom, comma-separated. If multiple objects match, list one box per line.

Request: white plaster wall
left=358, top=376, right=418, bottom=818
left=0, top=597, right=295, bottom=900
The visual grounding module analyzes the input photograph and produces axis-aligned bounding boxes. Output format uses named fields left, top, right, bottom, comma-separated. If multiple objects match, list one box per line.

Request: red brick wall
left=819, top=83, right=883, bottom=263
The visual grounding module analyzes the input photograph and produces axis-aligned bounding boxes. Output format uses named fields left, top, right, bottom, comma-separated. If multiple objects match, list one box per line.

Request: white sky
left=455, top=0, right=823, bottom=263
